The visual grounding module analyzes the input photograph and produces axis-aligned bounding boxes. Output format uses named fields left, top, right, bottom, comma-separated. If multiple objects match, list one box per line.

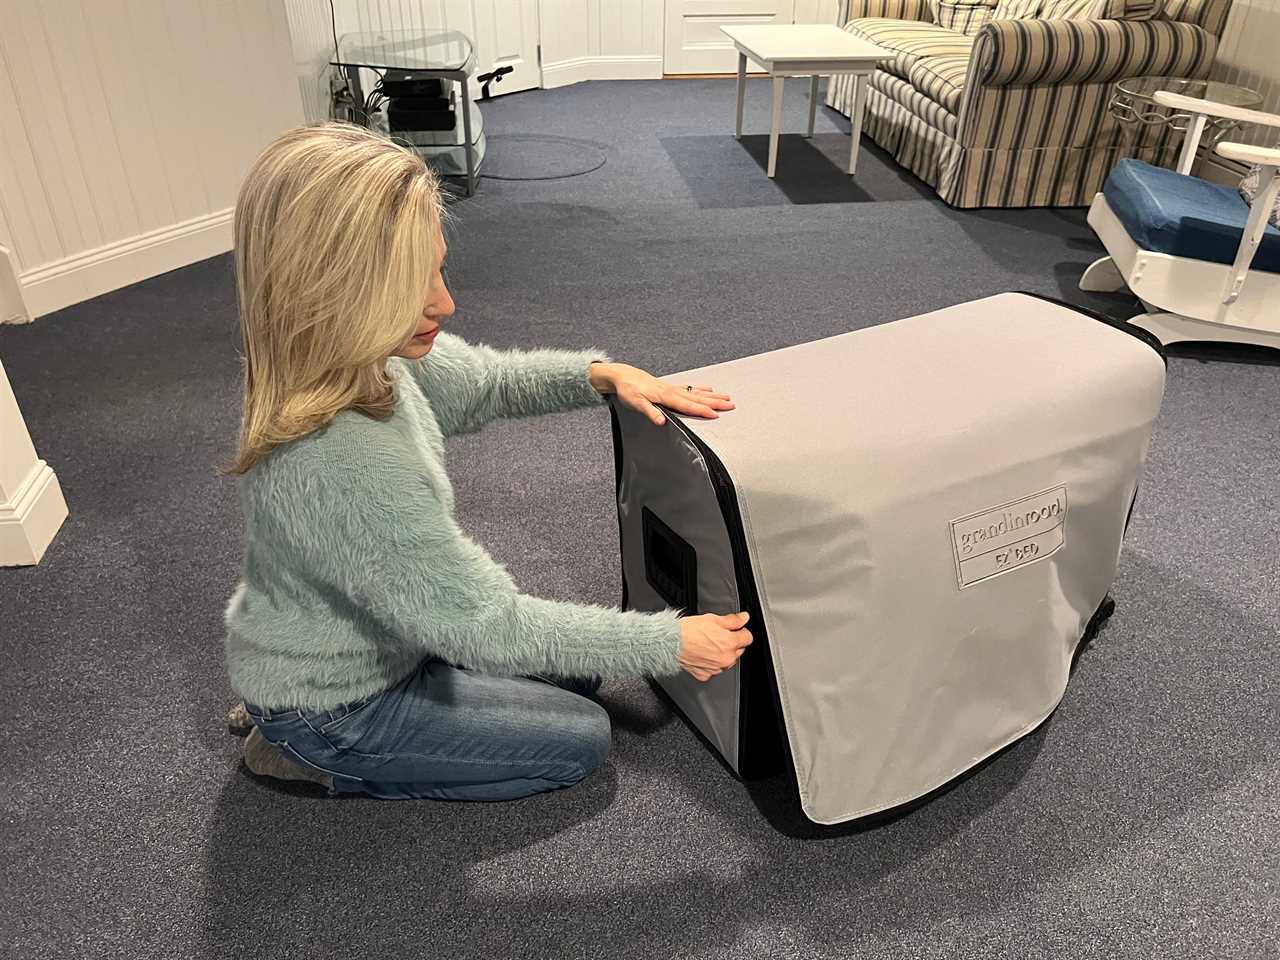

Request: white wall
left=541, top=0, right=667, bottom=87
left=540, top=0, right=840, bottom=86
left=0, top=0, right=304, bottom=321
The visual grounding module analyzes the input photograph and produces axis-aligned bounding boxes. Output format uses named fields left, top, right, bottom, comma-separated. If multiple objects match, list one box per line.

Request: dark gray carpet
left=2, top=79, right=1276, bottom=960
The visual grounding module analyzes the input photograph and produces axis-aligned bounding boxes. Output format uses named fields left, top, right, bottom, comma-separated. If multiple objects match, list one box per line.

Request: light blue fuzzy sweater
left=225, top=333, right=683, bottom=710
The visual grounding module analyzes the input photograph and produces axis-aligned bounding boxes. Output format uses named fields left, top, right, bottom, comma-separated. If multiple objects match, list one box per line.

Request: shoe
left=243, top=727, right=334, bottom=791
left=225, top=701, right=253, bottom=737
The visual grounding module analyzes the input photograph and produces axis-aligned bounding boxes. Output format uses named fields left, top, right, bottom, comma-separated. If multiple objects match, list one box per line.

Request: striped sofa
left=825, top=0, right=1232, bottom=207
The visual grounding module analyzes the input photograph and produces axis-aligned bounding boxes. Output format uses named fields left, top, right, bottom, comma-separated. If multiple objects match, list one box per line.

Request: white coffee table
left=721, top=24, right=889, bottom=179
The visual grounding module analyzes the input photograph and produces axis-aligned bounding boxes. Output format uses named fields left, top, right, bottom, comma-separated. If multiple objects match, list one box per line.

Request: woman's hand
left=678, top=612, right=753, bottom=682
left=589, top=362, right=735, bottom=426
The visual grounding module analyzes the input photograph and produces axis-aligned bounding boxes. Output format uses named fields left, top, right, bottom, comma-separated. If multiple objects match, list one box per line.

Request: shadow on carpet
left=661, top=132, right=935, bottom=208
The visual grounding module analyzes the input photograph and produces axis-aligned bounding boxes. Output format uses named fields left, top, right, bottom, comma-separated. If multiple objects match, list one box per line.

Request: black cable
left=478, top=135, right=608, bottom=181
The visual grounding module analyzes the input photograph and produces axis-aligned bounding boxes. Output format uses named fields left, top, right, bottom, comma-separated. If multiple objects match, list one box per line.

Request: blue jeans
left=244, top=659, right=611, bottom=801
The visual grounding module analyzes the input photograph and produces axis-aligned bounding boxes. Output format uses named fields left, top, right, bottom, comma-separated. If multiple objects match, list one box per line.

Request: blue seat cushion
left=1103, top=158, right=1280, bottom=275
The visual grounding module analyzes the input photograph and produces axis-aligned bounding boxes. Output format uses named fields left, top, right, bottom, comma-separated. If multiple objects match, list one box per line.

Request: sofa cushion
left=1092, top=0, right=1164, bottom=18
left=991, top=0, right=1044, bottom=16
left=845, top=17, right=975, bottom=85
left=935, top=0, right=999, bottom=35
left=871, top=71, right=961, bottom=136
left=1104, top=159, right=1280, bottom=274
left=907, top=54, right=970, bottom=113
left=992, top=0, right=1166, bottom=16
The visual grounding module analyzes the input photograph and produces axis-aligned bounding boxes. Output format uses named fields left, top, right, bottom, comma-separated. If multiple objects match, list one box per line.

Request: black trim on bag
left=665, top=417, right=792, bottom=783
left=608, top=405, right=630, bottom=613
left=1013, top=290, right=1168, bottom=366
left=607, top=399, right=790, bottom=782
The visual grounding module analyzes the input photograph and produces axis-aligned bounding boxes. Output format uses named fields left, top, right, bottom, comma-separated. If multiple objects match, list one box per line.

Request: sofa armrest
left=971, top=18, right=1217, bottom=88
left=844, top=0, right=933, bottom=22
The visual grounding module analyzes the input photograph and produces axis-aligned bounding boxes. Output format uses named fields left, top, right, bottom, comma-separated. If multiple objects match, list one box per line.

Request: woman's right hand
left=678, top=612, right=753, bottom=682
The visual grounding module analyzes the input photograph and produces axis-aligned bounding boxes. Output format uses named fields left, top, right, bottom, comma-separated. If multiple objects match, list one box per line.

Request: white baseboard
left=542, top=55, right=663, bottom=89
left=16, top=208, right=234, bottom=319
left=0, top=461, right=68, bottom=566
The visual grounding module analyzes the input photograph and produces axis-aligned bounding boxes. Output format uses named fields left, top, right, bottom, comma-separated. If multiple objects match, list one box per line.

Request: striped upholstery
left=935, top=0, right=998, bottom=34
left=992, top=0, right=1044, bottom=16
left=846, top=0, right=935, bottom=21
left=828, top=0, right=1226, bottom=207
left=1039, top=0, right=1103, bottom=16
left=845, top=19, right=974, bottom=85
left=872, top=71, right=961, bottom=136
left=908, top=55, right=970, bottom=112
left=972, top=19, right=1215, bottom=87
left=1092, top=0, right=1165, bottom=19
left=1160, top=0, right=1231, bottom=37
left=989, top=0, right=1167, bottom=17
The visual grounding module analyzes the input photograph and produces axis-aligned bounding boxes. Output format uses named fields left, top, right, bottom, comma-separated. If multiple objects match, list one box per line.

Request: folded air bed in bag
left=608, top=293, right=1166, bottom=825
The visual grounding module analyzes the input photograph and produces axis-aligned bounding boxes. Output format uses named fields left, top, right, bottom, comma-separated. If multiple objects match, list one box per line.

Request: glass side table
left=332, top=30, right=480, bottom=195
left=1109, top=77, right=1263, bottom=169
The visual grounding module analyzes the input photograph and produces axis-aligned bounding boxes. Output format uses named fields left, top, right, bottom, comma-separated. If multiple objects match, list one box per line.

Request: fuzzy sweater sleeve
left=395, top=332, right=609, bottom=436
left=263, top=425, right=684, bottom=679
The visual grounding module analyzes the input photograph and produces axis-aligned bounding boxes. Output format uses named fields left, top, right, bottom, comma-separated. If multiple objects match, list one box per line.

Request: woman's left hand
left=589, top=362, right=735, bottom=426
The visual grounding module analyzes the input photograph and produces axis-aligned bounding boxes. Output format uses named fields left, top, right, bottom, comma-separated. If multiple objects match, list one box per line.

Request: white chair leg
left=1079, top=256, right=1126, bottom=293
left=1128, top=310, right=1280, bottom=352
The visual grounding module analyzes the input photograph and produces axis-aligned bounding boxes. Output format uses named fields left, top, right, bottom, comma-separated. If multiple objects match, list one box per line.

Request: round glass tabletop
left=1115, top=76, right=1264, bottom=109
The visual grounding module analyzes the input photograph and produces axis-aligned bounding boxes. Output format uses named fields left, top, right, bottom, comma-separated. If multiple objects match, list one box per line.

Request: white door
left=469, top=0, right=541, bottom=95
left=663, top=0, right=797, bottom=75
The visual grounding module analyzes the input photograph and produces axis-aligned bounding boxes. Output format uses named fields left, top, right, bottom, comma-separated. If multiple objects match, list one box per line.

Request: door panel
left=471, top=0, right=541, bottom=94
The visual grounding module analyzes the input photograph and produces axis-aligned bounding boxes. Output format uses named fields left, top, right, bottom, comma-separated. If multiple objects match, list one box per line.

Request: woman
left=225, top=123, right=752, bottom=801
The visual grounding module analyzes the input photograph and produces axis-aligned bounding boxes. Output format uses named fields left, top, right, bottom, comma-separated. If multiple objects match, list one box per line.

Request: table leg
left=848, top=72, right=868, bottom=176
left=735, top=53, right=747, bottom=140
left=461, top=75, right=476, bottom=196
left=768, top=76, right=784, bottom=178
left=806, top=75, right=819, bottom=139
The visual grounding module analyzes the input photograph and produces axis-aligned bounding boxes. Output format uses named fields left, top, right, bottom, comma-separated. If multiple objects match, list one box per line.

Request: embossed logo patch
left=951, top=486, right=1067, bottom=589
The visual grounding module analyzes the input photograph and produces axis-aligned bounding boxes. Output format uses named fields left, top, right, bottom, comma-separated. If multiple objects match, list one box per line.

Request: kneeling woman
left=225, top=124, right=752, bottom=801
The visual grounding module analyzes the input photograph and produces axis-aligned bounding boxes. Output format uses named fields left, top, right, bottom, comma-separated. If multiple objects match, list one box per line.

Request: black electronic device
left=379, top=71, right=444, bottom=99
left=387, top=98, right=456, bottom=132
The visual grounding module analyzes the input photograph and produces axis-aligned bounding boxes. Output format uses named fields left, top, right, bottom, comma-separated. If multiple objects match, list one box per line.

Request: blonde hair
left=229, top=122, right=443, bottom=474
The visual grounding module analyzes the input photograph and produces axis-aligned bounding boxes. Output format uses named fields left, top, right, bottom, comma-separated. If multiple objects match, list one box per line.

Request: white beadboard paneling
left=541, top=0, right=665, bottom=83
left=90, top=0, right=179, bottom=234
left=284, top=0, right=337, bottom=124
left=0, top=0, right=304, bottom=320
left=0, top=46, right=58, bottom=273
left=541, top=1, right=594, bottom=66
left=5, top=5, right=103, bottom=254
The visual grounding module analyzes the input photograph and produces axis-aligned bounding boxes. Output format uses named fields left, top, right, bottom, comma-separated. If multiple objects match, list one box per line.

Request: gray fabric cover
left=615, top=410, right=745, bottom=766
left=613, top=293, right=1166, bottom=824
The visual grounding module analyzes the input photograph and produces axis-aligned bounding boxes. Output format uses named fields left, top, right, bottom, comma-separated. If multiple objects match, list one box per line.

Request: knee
left=563, top=699, right=612, bottom=781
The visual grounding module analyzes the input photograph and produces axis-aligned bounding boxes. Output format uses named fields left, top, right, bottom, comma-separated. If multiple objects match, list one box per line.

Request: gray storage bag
left=609, top=293, right=1167, bottom=825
